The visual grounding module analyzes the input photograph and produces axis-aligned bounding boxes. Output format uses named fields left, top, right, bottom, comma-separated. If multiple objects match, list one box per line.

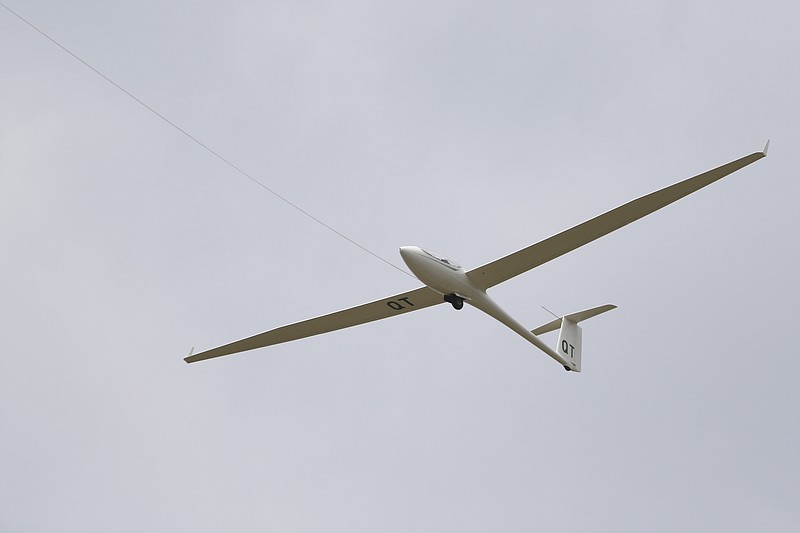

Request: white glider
left=186, top=143, right=768, bottom=371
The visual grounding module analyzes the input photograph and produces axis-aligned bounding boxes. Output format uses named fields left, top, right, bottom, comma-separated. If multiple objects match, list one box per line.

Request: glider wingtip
left=184, top=346, right=195, bottom=364
left=762, top=139, right=770, bottom=156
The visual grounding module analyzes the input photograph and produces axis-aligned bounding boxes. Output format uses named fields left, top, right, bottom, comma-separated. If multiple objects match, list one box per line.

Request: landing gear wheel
left=444, top=293, right=464, bottom=310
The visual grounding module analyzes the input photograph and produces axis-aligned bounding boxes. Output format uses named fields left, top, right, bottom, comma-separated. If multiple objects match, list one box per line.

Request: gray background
left=2, top=1, right=798, bottom=531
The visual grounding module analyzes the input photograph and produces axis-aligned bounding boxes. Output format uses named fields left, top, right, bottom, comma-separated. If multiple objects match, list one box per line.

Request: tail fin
left=557, top=317, right=583, bottom=371
left=531, top=304, right=616, bottom=372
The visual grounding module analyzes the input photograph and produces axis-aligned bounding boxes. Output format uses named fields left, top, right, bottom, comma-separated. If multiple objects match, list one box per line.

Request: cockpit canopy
left=421, top=248, right=461, bottom=269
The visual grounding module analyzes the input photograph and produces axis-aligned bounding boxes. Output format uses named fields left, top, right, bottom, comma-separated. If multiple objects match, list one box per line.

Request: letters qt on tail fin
left=531, top=304, right=616, bottom=372
left=558, top=317, right=583, bottom=372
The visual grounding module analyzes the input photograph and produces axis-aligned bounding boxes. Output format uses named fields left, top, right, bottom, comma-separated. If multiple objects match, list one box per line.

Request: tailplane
left=531, top=304, right=616, bottom=372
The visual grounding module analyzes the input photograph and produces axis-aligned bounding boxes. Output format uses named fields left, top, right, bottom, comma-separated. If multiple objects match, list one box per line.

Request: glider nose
left=399, top=246, right=421, bottom=268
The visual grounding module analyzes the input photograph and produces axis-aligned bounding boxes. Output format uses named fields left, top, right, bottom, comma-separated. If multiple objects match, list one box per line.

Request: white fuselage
left=399, top=246, right=574, bottom=369
left=398, top=246, right=472, bottom=297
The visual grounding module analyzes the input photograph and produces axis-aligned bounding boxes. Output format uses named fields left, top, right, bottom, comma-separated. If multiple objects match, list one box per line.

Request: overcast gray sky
left=2, top=1, right=798, bottom=531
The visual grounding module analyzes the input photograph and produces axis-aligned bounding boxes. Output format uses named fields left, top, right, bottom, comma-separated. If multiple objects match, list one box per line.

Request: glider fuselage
left=399, top=245, right=574, bottom=369
left=398, top=246, right=471, bottom=297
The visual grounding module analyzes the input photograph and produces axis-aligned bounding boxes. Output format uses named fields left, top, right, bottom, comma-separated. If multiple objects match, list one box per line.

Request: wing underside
left=467, top=148, right=767, bottom=289
left=185, top=286, right=442, bottom=363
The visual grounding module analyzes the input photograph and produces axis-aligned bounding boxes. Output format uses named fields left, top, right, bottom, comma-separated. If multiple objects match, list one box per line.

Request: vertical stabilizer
left=530, top=304, right=615, bottom=371
left=557, top=318, right=583, bottom=372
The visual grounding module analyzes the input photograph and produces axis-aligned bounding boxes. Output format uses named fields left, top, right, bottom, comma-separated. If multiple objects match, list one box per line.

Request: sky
left=1, top=1, right=798, bottom=531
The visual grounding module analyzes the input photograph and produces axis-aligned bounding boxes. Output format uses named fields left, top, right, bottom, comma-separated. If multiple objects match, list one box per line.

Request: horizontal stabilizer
left=531, top=304, right=616, bottom=335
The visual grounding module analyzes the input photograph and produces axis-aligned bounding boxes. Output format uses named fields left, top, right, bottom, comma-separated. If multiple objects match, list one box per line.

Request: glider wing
left=185, top=286, right=442, bottom=363
left=467, top=146, right=767, bottom=290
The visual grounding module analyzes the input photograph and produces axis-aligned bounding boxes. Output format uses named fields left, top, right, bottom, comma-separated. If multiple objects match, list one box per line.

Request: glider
left=186, top=143, right=768, bottom=371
